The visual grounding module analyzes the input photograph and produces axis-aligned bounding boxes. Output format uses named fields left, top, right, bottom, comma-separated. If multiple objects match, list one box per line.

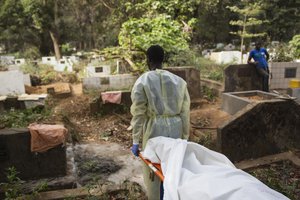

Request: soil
left=243, top=95, right=266, bottom=101
left=189, top=99, right=231, bottom=150
left=247, top=160, right=300, bottom=199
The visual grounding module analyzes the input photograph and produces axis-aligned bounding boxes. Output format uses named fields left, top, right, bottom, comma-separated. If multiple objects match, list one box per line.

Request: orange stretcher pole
left=139, top=153, right=164, bottom=181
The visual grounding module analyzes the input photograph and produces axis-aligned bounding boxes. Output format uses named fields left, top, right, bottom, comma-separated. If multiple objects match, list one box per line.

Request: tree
left=21, top=0, right=62, bottom=60
left=0, top=0, right=40, bottom=54
left=262, top=0, right=300, bottom=42
left=119, top=15, right=189, bottom=54
left=227, top=0, right=267, bottom=63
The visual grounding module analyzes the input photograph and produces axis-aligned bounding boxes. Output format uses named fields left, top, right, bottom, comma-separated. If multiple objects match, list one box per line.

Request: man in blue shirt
left=247, top=41, right=270, bottom=92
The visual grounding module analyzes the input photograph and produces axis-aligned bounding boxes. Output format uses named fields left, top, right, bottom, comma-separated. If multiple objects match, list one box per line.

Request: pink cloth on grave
left=28, top=123, right=68, bottom=152
left=101, top=91, right=122, bottom=104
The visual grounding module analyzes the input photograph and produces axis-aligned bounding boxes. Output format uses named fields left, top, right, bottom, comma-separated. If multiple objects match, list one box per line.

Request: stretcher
left=139, top=153, right=164, bottom=181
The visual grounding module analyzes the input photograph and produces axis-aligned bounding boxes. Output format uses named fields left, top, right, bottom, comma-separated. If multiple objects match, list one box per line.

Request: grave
left=0, top=128, right=66, bottom=182
left=18, top=94, right=48, bottom=109
left=54, top=58, right=73, bottom=72
left=14, top=58, right=26, bottom=65
left=224, top=64, right=262, bottom=92
left=90, top=91, right=132, bottom=115
left=0, top=70, right=25, bottom=95
left=218, top=98, right=300, bottom=162
left=222, top=90, right=280, bottom=115
left=165, top=67, right=201, bottom=99
left=82, top=74, right=137, bottom=93
left=209, top=51, right=248, bottom=64
left=86, top=65, right=111, bottom=77
left=41, top=56, right=57, bottom=65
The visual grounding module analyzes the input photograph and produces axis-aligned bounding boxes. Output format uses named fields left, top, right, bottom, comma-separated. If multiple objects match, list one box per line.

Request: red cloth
left=101, top=91, right=122, bottom=104
left=28, top=123, right=68, bottom=152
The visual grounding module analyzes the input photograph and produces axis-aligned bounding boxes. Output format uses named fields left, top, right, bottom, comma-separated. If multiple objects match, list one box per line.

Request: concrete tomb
left=218, top=97, right=300, bottom=162
left=224, top=64, right=263, bottom=92
left=0, top=128, right=66, bottom=182
left=166, top=67, right=201, bottom=99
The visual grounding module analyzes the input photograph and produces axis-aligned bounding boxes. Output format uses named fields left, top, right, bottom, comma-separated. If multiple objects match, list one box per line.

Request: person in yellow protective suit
left=130, top=45, right=190, bottom=200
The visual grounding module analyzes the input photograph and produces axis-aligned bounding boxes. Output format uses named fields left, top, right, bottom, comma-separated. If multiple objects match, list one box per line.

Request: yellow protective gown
left=130, top=69, right=190, bottom=200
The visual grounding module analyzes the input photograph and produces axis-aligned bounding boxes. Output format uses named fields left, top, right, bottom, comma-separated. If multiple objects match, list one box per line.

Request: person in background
left=130, top=45, right=190, bottom=200
left=248, top=41, right=270, bottom=92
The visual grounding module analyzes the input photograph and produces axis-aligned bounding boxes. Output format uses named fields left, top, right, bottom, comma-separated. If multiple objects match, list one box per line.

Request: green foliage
left=1, top=167, right=22, bottom=200
left=270, top=43, right=293, bottom=62
left=261, top=1, right=300, bottom=41
left=227, top=0, right=268, bottom=55
left=289, top=34, right=300, bottom=59
left=249, top=161, right=299, bottom=200
left=20, top=45, right=41, bottom=59
left=167, top=48, right=201, bottom=67
left=119, top=15, right=189, bottom=54
left=61, top=43, right=74, bottom=56
left=0, top=167, right=48, bottom=199
left=0, top=106, right=51, bottom=128
left=202, top=86, right=217, bottom=102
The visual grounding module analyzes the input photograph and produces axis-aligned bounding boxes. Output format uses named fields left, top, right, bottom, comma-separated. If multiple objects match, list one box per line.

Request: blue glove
left=131, top=144, right=139, bottom=157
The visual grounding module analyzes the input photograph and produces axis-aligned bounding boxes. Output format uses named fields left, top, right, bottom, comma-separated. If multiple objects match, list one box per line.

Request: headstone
left=54, top=59, right=73, bottom=72
left=0, top=70, right=25, bottom=95
left=86, top=65, right=111, bottom=77
left=224, top=64, right=262, bottom=92
left=82, top=74, right=137, bottom=93
left=165, top=67, right=201, bottom=99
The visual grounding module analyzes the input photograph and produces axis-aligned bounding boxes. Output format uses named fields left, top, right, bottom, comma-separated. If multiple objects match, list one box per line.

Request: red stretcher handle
left=139, top=153, right=164, bottom=181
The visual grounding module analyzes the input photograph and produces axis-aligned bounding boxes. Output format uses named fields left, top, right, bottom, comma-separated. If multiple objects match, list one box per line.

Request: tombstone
left=0, top=70, right=25, bottom=96
left=209, top=51, right=243, bottom=64
left=41, top=56, right=57, bottom=65
left=224, top=64, right=262, bottom=92
left=54, top=58, right=73, bottom=72
left=165, top=67, right=201, bottom=99
left=0, top=128, right=66, bottom=181
left=82, top=74, right=137, bottom=93
left=62, top=55, right=79, bottom=64
left=14, top=58, right=26, bottom=65
left=86, top=65, right=111, bottom=77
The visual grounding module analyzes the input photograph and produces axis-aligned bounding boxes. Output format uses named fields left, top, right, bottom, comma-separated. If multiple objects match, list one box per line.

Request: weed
left=0, top=107, right=51, bottom=128
left=198, top=133, right=213, bottom=148
left=202, top=86, right=217, bottom=102
left=0, top=167, right=22, bottom=199
left=0, top=167, right=48, bottom=200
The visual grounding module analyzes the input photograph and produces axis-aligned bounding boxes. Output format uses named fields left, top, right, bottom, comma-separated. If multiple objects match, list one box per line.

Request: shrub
left=289, top=34, right=300, bottom=59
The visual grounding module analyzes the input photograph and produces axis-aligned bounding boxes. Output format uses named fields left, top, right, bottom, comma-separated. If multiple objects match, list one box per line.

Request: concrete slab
left=222, top=90, right=280, bottom=115
left=0, top=70, right=25, bottom=95
left=82, top=74, right=137, bottom=93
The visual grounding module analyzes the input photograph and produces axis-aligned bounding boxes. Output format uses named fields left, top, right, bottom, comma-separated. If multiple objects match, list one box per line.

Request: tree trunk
left=49, top=30, right=61, bottom=60
left=240, top=16, right=247, bottom=64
